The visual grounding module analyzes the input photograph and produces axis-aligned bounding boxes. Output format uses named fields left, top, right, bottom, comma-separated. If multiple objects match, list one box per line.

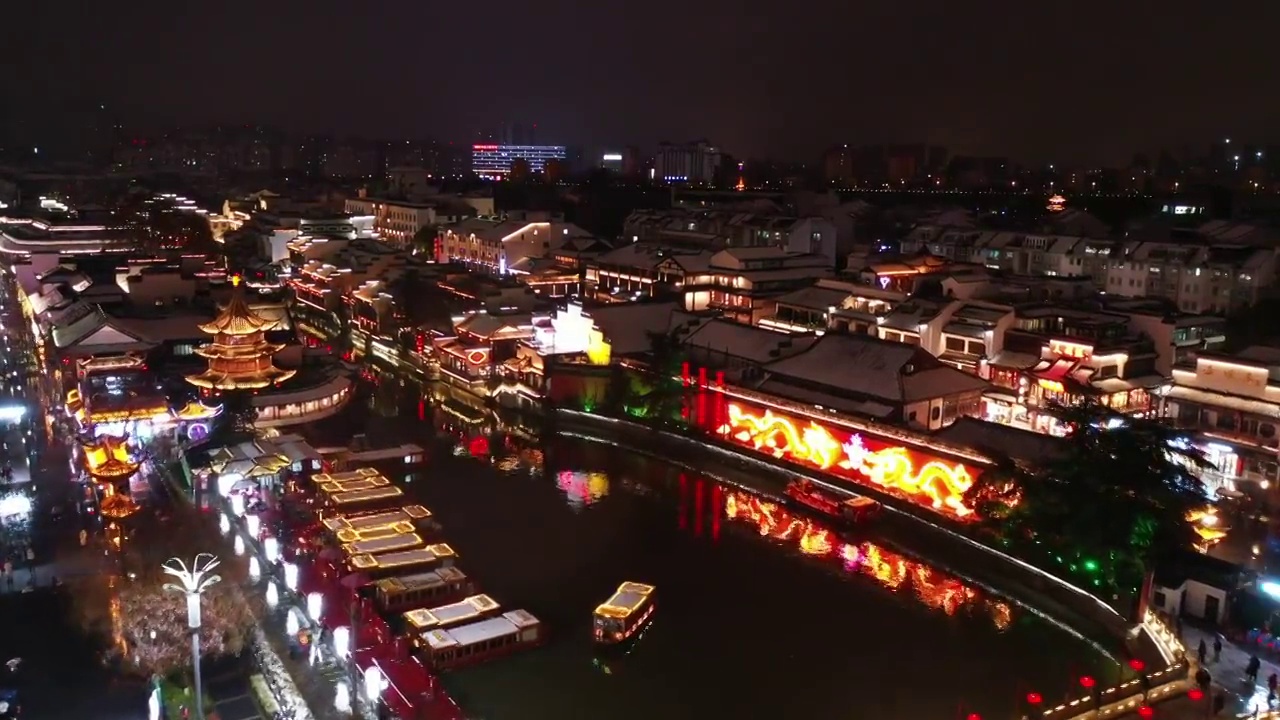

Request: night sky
left=6, top=1, right=1279, bottom=163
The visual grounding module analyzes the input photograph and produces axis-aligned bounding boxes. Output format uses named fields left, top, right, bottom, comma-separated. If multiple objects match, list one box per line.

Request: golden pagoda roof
left=185, top=366, right=297, bottom=391
left=82, top=435, right=140, bottom=480
left=174, top=401, right=223, bottom=421
left=193, top=341, right=288, bottom=360
left=198, top=276, right=282, bottom=336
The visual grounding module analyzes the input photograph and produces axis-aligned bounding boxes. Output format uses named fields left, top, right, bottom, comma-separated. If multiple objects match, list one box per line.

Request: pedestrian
left=1248, top=655, right=1262, bottom=684
left=1196, top=666, right=1212, bottom=692
left=1213, top=636, right=1222, bottom=662
left=1269, top=672, right=1278, bottom=701
left=1199, top=639, right=1208, bottom=665
left=78, top=528, right=87, bottom=547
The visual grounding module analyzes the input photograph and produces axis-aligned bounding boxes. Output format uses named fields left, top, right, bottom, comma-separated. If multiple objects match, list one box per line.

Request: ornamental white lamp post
left=162, top=554, right=222, bottom=720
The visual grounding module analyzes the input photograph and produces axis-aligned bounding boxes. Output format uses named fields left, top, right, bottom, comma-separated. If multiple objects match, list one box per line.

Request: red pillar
left=715, top=371, right=726, bottom=433
left=697, top=367, right=708, bottom=428
left=681, top=362, right=691, bottom=421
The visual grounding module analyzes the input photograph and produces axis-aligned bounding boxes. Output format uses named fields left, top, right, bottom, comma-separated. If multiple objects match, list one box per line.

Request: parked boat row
left=290, top=467, right=545, bottom=674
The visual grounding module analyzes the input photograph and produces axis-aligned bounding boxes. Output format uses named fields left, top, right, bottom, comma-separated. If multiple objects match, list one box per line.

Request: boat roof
left=330, top=486, right=404, bottom=505
left=312, top=467, right=382, bottom=484
left=318, top=476, right=391, bottom=494
left=375, top=566, right=466, bottom=594
left=350, top=543, right=455, bottom=570
left=334, top=520, right=417, bottom=544
left=594, top=581, right=655, bottom=619
left=343, top=532, right=423, bottom=556
left=423, top=609, right=538, bottom=650
left=404, top=594, right=500, bottom=631
left=321, top=505, right=432, bottom=533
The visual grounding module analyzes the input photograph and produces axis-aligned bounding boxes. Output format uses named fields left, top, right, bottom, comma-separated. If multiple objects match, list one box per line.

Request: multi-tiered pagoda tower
left=185, top=276, right=296, bottom=391
left=81, top=434, right=142, bottom=518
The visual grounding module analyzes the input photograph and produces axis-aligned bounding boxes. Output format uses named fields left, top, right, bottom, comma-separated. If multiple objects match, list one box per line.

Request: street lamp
left=162, top=554, right=222, bottom=720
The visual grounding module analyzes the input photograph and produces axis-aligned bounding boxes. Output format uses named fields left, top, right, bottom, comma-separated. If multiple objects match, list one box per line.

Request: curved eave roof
left=185, top=367, right=298, bottom=391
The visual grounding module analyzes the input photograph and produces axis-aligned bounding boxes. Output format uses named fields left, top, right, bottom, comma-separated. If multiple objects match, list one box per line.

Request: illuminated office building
left=472, top=145, right=567, bottom=178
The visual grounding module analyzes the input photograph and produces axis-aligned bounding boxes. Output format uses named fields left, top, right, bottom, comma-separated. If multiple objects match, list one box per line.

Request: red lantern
left=1026, top=692, right=1042, bottom=706
left=1136, top=705, right=1154, bottom=719
left=1187, top=688, right=1204, bottom=701
left=966, top=714, right=982, bottom=720
left=1079, top=676, right=1096, bottom=689
left=1128, top=659, right=1146, bottom=673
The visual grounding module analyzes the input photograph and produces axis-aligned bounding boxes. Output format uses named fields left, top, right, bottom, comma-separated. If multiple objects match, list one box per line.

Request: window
left=944, top=336, right=967, bottom=352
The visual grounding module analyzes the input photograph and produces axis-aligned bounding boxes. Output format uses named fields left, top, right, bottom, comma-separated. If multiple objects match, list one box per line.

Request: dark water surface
left=307, top=380, right=1116, bottom=720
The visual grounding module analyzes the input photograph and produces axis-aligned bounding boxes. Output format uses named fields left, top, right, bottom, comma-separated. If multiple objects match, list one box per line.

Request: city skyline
left=7, top=0, right=1279, bottom=165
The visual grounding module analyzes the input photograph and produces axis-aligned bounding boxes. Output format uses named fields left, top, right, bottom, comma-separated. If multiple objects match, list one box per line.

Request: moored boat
left=375, top=566, right=474, bottom=613
left=593, top=582, right=656, bottom=645
left=785, top=479, right=879, bottom=522
left=417, top=609, right=543, bottom=670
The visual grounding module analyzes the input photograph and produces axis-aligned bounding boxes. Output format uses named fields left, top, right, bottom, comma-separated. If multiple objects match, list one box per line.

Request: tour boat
left=375, top=566, right=474, bottom=613
left=348, top=544, right=457, bottom=580
left=785, top=480, right=879, bottom=522
left=322, top=505, right=438, bottom=540
left=417, top=609, right=544, bottom=670
left=593, top=582, right=656, bottom=645
left=403, top=594, right=502, bottom=634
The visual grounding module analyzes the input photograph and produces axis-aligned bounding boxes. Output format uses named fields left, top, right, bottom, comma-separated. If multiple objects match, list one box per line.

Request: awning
left=1031, top=358, right=1087, bottom=394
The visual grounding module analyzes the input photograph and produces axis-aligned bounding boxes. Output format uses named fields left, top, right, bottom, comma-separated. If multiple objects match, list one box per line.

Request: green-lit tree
left=637, top=329, right=688, bottom=425
left=965, top=400, right=1209, bottom=601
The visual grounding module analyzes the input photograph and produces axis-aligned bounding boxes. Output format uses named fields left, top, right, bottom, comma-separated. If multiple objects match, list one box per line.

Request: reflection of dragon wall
left=722, top=404, right=976, bottom=518
left=723, top=490, right=1010, bottom=627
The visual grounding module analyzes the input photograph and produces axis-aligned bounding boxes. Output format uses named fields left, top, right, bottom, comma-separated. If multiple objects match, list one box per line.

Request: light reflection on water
left=722, top=490, right=1013, bottom=630
left=555, top=471, right=610, bottom=509
left=311, top=385, right=1113, bottom=719
left=487, top=434, right=1011, bottom=629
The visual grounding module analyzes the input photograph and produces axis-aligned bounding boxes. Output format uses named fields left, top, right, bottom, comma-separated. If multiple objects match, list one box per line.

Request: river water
left=304, top=377, right=1117, bottom=720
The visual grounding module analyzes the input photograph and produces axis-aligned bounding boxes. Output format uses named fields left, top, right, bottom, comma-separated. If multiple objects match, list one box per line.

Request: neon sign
left=723, top=490, right=1010, bottom=627
left=719, top=403, right=977, bottom=518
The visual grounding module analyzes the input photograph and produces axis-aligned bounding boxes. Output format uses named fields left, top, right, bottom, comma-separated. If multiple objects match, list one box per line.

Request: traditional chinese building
left=186, top=276, right=297, bottom=392
left=1162, top=347, right=1280, bottom=494
left=81, top=434, right=141, bottom=518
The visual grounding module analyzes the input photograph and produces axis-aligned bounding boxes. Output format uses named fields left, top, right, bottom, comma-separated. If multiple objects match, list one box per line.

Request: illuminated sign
left=602, top=153, right=623, bottom=161
left=1048, top=340, right=1092, bottom=359
left=1037, top=379, right=1065, bottom=394
left=473, top=145, right=499, bottom=151
left=187, top=422, right=210, bottom=442
left=466, top=350, right=489, bottom=365
left=720, top=403, right=977, bottom=518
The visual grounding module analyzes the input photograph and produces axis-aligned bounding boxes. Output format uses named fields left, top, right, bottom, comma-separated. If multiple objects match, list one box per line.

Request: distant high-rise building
left=654, top=140, right=721, bottom=184
left=471, top=144, right=567, bottom=178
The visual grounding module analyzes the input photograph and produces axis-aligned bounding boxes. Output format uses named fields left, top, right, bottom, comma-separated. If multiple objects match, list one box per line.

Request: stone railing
left=1035, top=612, right=1189, bottom=720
